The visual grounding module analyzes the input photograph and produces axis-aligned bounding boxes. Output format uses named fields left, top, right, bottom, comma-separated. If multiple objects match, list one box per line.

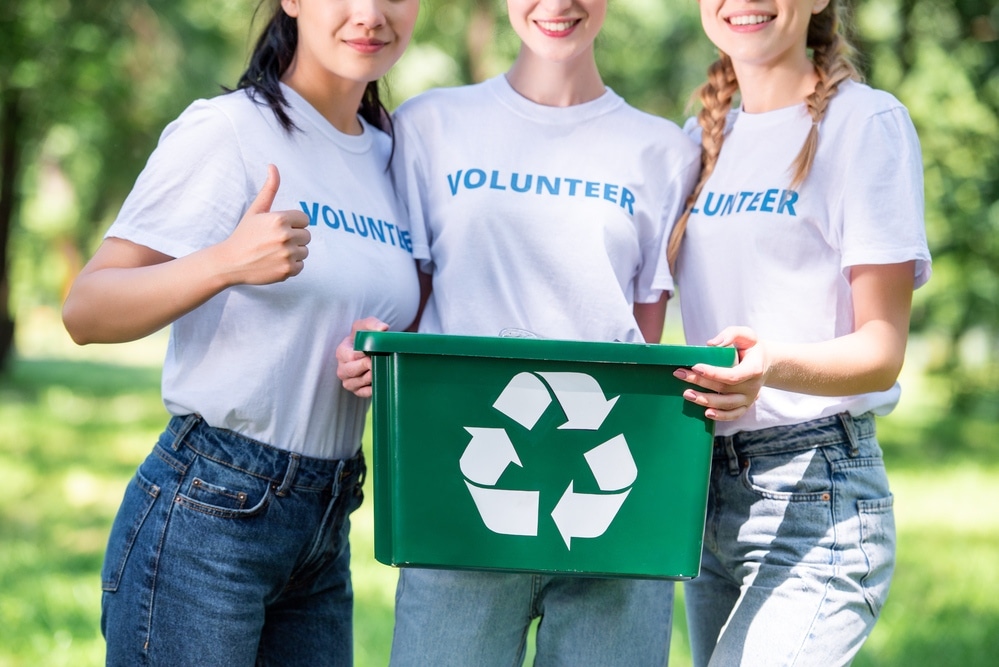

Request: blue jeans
left=684, top=413, right=895, bottom=667
left=389, top=568, right=674, bottom=666
left=100, top=414, right=365, bottom=666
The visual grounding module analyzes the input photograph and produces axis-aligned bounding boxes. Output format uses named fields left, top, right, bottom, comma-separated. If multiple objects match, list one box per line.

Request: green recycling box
left=356, top=331, right=736, bottom=580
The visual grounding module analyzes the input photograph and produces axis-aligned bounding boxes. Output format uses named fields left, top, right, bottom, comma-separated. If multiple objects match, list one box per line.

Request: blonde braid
left=667, top=54, right=738, bottom=272
left=789, top=1, right=862, bottom=187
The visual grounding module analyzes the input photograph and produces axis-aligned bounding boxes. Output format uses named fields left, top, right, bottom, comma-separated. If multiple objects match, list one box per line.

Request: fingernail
left=674, top=369, right=687, bottom=380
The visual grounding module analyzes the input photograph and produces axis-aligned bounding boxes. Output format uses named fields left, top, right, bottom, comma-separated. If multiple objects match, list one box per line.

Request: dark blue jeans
left=101, top=414, right=365, bottom=666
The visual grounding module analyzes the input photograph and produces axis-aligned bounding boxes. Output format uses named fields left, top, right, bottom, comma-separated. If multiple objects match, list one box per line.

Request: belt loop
left=171, top=414, right=201, bottom=452
left=275, top=453, right=301, bottom=497
left=330, top=459, right=347, bottom=497
left=838, top=412, right=860, bottom=457
left=723, top=437, right=740, bottom=476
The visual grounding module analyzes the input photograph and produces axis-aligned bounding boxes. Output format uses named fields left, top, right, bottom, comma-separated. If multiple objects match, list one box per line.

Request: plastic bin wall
left=357, top=331, right=736, bottom=580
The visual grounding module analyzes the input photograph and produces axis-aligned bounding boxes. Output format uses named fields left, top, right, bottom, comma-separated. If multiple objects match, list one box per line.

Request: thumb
left=246, top=164, right=280, bottom=215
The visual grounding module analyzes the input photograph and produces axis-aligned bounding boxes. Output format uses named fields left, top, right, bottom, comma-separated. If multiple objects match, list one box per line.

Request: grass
left=1, top=307, right=997, bottom=665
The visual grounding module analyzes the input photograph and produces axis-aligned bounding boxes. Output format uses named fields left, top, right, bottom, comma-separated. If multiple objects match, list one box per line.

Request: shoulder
left=394, top=80, right=491, bottom=122
left=682, top=108, right=739, bottom=143
left=828, top=80, right=911, bottom=124
left=607, top=97, right=699, bottom=152
left=824, top=80, right=920, bottom=158
left=163, top=90, right=274, bottom=143
left=616, top=99, right=686, bottom=135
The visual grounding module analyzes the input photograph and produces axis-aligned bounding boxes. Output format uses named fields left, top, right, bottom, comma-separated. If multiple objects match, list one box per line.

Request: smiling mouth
left=728, top=15, right=775, bottom=27
left=536, top=19, right=581, bottom=33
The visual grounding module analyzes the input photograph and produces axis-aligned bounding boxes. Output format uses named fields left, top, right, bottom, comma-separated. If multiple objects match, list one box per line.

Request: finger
left=351, top=317, right=390, bottom=335
left=352, top=384, right=374, bottom=399
left=686, top=364, right=757, bottom=387
left=335, top=336, right=359, bottom=363
left=289, top=211, right=311, bottom=229
left=246, top=164, right=280, bottom=216
left=343, top=370, right=374, bottom=398
left=336, top=356, right=371, bottom=382
left=707, top=326, right=756, bottom=349
left=674, top=366, right=746, bottom=392
left=682, top=389, right=751, bottom=421
left=698, top=390, right=753, bottom=411
left=704, top=405, right=750, bottom=422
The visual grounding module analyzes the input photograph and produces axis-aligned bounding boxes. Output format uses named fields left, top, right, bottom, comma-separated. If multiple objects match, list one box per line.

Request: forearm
left=63, top=246, right=230, bottom=344
left=761, top=321, right=909, bottom=397
left=634, top=293, right=668, bottom=344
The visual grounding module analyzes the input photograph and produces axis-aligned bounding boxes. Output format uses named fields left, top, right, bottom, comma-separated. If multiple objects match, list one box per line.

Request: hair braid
left=667, top=54, right=738, bottom=272
left=788, top=1, right=862, bottom=187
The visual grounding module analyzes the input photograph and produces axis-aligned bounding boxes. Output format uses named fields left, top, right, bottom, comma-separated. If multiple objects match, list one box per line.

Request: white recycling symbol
left=458, top=371, right=637, bottom=550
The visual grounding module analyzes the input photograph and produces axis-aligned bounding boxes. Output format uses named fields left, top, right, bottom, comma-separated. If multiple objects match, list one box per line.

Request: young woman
left=337, top=1, right=756, bottom=664
left=669, top=1, right=932, bottom=664
left=62, top=0, right=420, bottom=664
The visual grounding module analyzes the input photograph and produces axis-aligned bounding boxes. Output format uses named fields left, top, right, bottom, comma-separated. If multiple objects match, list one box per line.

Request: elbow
left=870, top=356, right=905, bottom=393
left=61, top=301, right=93, bottom=346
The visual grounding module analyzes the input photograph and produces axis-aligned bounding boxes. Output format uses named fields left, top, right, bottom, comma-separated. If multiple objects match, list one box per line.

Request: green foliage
left=2, top=0, right=257, bottom=326
left=857, top=0, right=999, bottom=410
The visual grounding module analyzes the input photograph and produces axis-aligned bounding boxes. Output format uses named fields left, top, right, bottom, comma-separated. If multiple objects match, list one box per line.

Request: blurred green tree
left=0, top=0, right=253, bottom=368
left=856, top=0, right=998, bottom=412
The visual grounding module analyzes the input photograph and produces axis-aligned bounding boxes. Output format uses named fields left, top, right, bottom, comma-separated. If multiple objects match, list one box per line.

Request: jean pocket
left=101, top=470, right=160, bottom=592
left=742, top=448, right=833, bottom=501
left=174, top=457, right=271, bottom=519
left=858, top=494, right=896, bottom=617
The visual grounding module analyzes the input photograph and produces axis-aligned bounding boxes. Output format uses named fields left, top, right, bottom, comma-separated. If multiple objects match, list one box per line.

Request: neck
left=733, top=58, right=819, bottom=114
left=505, top=48, right=605, bottom=107
left=281, top=61, right=367, bottom=135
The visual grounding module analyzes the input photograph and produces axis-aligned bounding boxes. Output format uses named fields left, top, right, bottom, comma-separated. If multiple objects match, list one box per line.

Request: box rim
left=356, top=331, right=736, bottom=367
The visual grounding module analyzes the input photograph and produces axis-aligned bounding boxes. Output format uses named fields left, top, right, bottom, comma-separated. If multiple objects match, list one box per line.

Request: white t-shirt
left=676, top=80, right=932, bottom=436
left=106, top=85, right=420, bottom=458
left=393, top=75, right=700, bottom=342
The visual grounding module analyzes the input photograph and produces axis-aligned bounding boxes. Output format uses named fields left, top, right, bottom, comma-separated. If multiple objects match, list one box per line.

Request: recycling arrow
left=459, top=428, right=522, bottom=486
left=464, top=483, right=539, bottom=536
left=538, top=372, right=619, bottom=431
left=583, top=434, right=637, bottom=491
left=460, top=370, right=636, bottom=549
left=551, top=482, right=631, bottom=549
left=492, top=372, right=552, bottom=430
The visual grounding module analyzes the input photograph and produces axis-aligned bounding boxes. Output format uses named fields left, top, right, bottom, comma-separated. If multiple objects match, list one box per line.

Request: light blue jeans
left=100, top=414, right=365, bottom=666
left=390, top=568, right=674, bottom=666
left=684, top=413, right=895, bottom=667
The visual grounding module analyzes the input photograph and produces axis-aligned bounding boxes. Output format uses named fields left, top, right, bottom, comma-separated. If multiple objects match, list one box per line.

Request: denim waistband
left=713, top=412, right=876, bottom=461
left=156, top=414, right=365, bottom=494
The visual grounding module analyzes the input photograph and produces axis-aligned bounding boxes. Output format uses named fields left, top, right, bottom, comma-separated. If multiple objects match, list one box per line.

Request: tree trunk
left=0, top=88, right=23, bottom=371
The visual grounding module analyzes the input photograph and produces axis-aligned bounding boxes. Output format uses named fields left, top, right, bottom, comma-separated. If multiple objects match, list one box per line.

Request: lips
left=345, top=38, right=388, bottom=54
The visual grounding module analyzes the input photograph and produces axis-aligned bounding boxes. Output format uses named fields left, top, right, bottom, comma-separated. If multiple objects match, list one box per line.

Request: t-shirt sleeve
left=840, top=106, right=932, bottom=289
left=682, top=115, right=701, bottom=140
left=105, top=100, right=250, bottom=259
left=636, top=141, right=701, bottom=302
left=390, top=109, right=434, bottom=273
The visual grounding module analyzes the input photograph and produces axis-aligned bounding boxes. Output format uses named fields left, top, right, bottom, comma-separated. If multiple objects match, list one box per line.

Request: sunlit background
left=2, top=1, right=997, bottom=665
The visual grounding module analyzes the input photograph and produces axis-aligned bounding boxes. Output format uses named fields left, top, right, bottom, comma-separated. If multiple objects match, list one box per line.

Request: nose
left=350, top=0, right=386, bottom=29
left=538, top=0, right=575, bottom=14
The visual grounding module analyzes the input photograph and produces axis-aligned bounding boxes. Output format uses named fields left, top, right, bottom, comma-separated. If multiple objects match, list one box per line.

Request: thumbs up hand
left=217, top=164, right=311, bottom=286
